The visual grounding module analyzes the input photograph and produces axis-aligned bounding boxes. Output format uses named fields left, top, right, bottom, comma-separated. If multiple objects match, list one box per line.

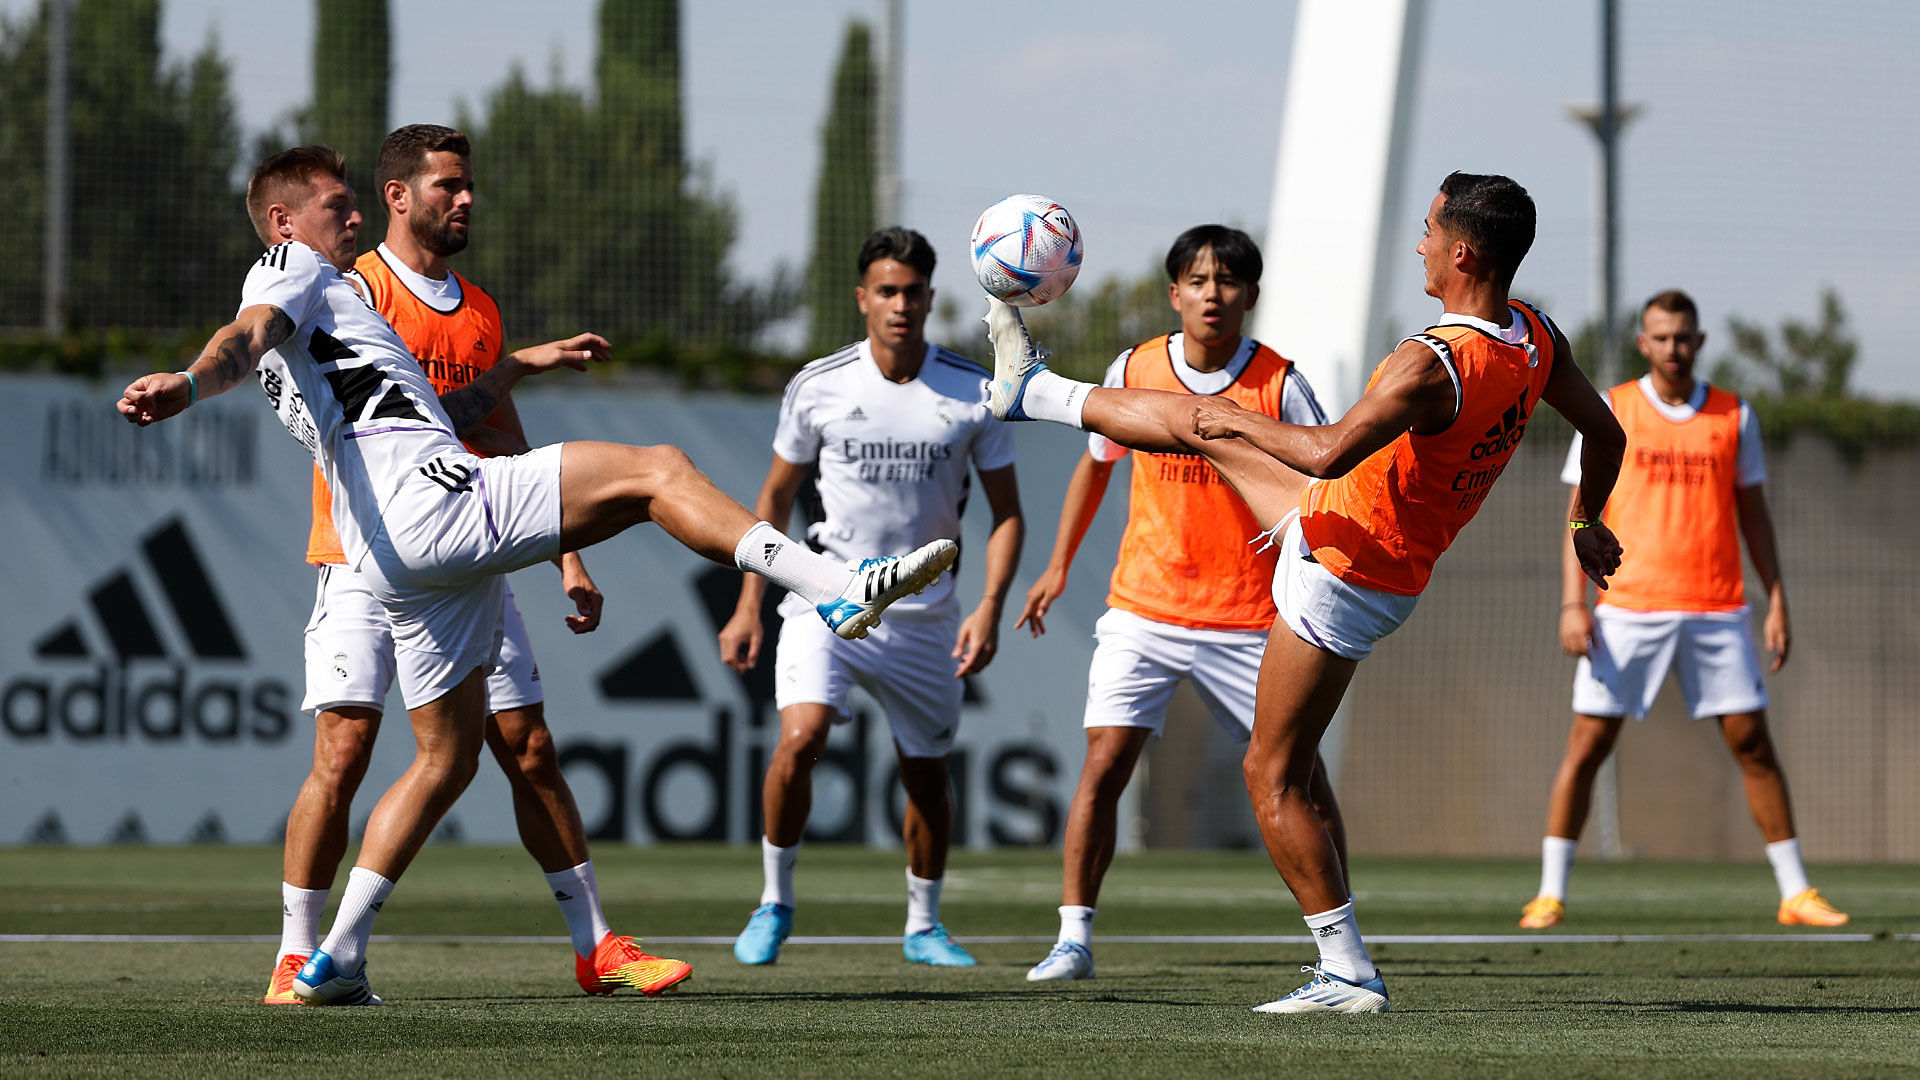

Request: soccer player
left=263, top=125, right=690, bottom=1006
left=119, top=146, right=957, bottom=1005
left=981, top=173, right=1627, bottom=1014
left=716, top=227, right=1024, bottom=967
left=1014, top=225, right=1347, bottom=982
left=1518, top=289, right=1847, bottom=930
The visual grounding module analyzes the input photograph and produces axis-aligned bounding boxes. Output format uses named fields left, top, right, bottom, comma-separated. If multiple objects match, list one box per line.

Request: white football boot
left=816, top=539, right=959, bottom=640
left=1025, top=941, right=1095, bottom=982
left=982, top=297, right=1052, bottom=421
left=1252, top=964, right=1389, bottom=1015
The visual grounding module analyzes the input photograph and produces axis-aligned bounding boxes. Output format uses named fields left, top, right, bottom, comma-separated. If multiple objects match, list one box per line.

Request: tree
left=805, top=20, right=876, bottom=358
left=310, top=0, right=389, bottom=236
left=1714, top=288, right=1856, bottom=401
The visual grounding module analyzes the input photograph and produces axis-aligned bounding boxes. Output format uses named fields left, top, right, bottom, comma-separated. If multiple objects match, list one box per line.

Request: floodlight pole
left=875, top=0, right=903, bottom=226
left=43, top=0, right=70, bottom=336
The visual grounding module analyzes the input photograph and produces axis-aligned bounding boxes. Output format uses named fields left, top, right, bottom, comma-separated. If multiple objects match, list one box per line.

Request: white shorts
left=1083, top=608, right=1267, bottom=741
left=301, top=565, right=544, bottom=716
left=358, top=445, right=563, bottom=708
left=1268, top=511, right=1419, bottom=662
left=1572, top=606, right=1768, bottom=720
left=773, top=595, right=963, bottom=759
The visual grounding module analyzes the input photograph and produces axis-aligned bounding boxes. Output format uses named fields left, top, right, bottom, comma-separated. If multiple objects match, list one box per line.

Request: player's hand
left=512, top=332, right=611, bottom=373
left=952, top=607, right=1000, bottom=676
left=1764, top=595, right=1791, bottom=672
left=1015, top=566, right=1068, bottom=638
left=1571, top=523, right=1623, bottom=590
left=117, top=372, right=192, bottom=427
left=560, top=555, right=603, bottom=634
left=718, top=610, right=764, bottom=673
left=1190, top=396, right=1251, bottom=441
left=1559, top=603, right=1593, bottom=657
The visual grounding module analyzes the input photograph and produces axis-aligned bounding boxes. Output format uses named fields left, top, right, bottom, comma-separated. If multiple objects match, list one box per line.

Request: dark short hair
left=375, top=124, right=471, bottom=194
left=246, top=145, right=349, bottom=246
left=1164, top=225, right=1262, bottom=285
left=858, top=226, right=936, bottom=281
left=1435, top=172, right=1536, bottom=282
left=1642, top=288, right=1699, bottom=325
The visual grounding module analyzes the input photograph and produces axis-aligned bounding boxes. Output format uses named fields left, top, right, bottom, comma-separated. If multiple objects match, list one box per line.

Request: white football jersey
left=772, top=341, right=1016, bottom=613
left=242, top=240, right=465, bottom=564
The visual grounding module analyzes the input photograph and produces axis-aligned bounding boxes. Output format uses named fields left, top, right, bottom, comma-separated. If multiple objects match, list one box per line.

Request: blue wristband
left=178, top=370, right=198, bottom=407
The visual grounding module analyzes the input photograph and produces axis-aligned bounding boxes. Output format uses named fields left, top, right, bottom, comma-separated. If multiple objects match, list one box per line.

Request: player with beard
left=263, top=125, right=690, bottom=1003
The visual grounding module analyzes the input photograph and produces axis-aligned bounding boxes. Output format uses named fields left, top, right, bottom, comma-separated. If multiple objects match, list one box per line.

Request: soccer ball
left=969, top=194, right=1083, bottom=307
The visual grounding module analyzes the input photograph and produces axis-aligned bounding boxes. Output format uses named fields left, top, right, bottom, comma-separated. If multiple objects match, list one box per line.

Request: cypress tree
left=311, top=0, right=389, bottom=233
left=806, top=20, right=877, bottom=358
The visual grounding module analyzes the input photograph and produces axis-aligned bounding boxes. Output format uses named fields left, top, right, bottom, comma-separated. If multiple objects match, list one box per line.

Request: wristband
left=1568, top=519, right=1598, bottom=529
left=178, top=370, right=198, bottom=407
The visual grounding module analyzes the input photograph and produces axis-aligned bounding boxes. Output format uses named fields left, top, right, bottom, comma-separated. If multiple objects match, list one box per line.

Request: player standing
left=1518, top=289, right=1847, bottom=930
left=981, top=173, right=1627, bottom=1014
left=717, top=228, right=1025, bottom=967
left=120, top=146, right=957, bottom=1005
left=263, top=126, right=690, bottom=1006
left=1014, top=226, right=1347, bottom=982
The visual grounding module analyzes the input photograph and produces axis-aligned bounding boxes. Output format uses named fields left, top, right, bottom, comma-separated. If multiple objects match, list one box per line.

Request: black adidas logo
left=3, top=516, right=294, bottom=745
left=762, top=542, right=781, bottom=566
left=1470, top=392, right=1532, bottom=460
left=1315, top=925, right=1342, bottom=938
left=421, top=457, right=475, bottom=494
left=845, top=406, right=868, bottom=422
left=553, top=890, right=575, bottom=902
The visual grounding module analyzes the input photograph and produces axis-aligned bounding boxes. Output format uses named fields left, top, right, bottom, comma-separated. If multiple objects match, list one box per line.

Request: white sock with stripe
left=1303, top=901, right=1376, bottom=984
left=1766, top=838, right=1812, bottom=900
left=318, top=866, right=394, bottom=977
left=1057, top=905, right=1096, bottom=948
left=279, top=882, right=328, bottom=962
left=905, top=871, right=942, bottom=936
left=733, top=522, right=850, bottom=608
left=543, top=860, right=613, bottom=959
left=1018, top=370, right=1093, bottom=428
left=1539, top=836, right=1578, bottom=901
left=761, top=837, right=799, bottom=908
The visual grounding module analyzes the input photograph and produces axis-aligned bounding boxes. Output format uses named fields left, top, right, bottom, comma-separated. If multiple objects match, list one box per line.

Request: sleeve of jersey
left=1734, top=400, right=1767, bottom=487
left=237, top=244, right=325, bottom=329
left=770, top=380, right=821, bottom=465
left=972, top=405, right=1019, bottom=471
left=1087, top=352, right=1131, bottom=463
left=1280, top=366, right=1330, bottom=427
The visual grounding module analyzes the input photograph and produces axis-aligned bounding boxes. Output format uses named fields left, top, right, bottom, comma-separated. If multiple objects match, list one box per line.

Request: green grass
left=2, top=846, right=1915, bottom=1078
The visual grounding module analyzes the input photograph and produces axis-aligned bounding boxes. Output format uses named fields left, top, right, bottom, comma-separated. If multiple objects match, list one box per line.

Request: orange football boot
left=576, top=934, right=692, bottom=995
left=263, top=952, right=308, bottom=1004
left=1518, top=896, right=1565, bottom=929
left=1778, top=889, right=1849, bottom=927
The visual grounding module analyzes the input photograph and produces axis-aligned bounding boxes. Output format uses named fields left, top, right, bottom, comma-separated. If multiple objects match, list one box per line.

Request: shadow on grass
left=1571, top=1000, right=1920, bottom=1016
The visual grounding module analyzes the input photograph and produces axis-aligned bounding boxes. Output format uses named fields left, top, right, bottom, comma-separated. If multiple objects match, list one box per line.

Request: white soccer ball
left=969, top=194, right=1083, bottom=307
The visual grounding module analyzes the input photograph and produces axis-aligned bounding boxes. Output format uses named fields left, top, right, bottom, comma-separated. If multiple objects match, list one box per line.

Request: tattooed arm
left=118, top=305, right=295, bottom=426
left=437, top=331, right=612, bottom=436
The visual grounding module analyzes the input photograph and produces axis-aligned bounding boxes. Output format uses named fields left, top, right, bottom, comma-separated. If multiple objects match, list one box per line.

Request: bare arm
left=1736, top=483, right=1791, bottom=670
left=1559, top=486, right=1595, bottom=656
left=718, top=455, right=811, bottom=673
left=1539, top=326, right=1626, bottom=589
left=953, top=464, right=1026, bottom=676
left=437, top=332, right=610, bottom=436
left=117, top=305, right=294, bottom=425
left=1016, top=451, right=1115, bottom=637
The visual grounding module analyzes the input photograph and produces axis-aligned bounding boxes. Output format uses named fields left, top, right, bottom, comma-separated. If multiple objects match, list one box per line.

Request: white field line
left=1, top=932, right=1911, bottom=945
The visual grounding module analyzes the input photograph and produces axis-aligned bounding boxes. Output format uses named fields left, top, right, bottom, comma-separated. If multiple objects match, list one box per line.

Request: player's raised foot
left=576, top=933, right=693, bottom=995
left=1519, top=895, right=1565, bottom=929
left=1025, top=940, right=1094, bottom=982
left=1778, top=888, right=1849, bottom=927
left=263, top=952, right=308, bottom=1004
left=817, top=539, right=959, bottom=641
left=1252, top=964, right=1390, bottom=1015
left=291, top=950, right=385, bottom=1006
left=733, top=902, right=793, bottom=965
left=903, top=924, right=977, bottom=967
left=982, top=296, right=1052, bottom=421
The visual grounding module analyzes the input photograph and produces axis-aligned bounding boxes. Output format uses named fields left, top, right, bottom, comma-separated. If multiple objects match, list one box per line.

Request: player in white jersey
left=118, top=147, right=958, bottom=1005
left=717, top=227, right=1025, bottom=967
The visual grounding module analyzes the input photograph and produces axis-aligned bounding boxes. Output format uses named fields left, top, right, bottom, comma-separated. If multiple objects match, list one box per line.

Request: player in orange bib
left=1519, top=289, right=1847, bottom=931
left=1014, top=226, right=1346, bottom=982
left=986, top=173, right=1627, bottom=1014
left=266, top=125, right=689, bottom=1004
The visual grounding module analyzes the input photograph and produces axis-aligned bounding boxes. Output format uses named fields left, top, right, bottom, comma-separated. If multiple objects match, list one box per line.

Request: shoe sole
left=1253, top=994, right=1389, bottom=1015
left=834, top=544, right=958, bottom=641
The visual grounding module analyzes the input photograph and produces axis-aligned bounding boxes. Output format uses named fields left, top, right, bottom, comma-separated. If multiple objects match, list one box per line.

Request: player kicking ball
left=718, top=227, right=1024, bottom=968
left=1014, top=226, right=1347, bottom=982
left=980, top=173, right=1627, bottom=1015
left=120, top=146, right=956, bottom=1006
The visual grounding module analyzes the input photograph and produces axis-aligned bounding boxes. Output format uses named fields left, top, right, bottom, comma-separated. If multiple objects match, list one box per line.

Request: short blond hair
left=245, top=145, right=348, bottom=247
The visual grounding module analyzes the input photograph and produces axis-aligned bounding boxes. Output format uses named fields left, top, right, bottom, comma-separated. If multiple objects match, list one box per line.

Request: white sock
left=905, top=871, right=942, bottom=936
left=734, top=521, right=849, bottom=608
left=1058, top=905, right=1096, bottom=948
left=1020, top=369, right=1093, bottom=428
left=1540, top=836, right=1578, bottom=901
left=1303, top=901, right=1376, bottom=984
left=544, top=860, right=614, bottom=959
left=318, top=866, right=394, bottom=976
left=278, top=883, right=328, bottom=962
left=761, top=836, right=799, bottom=908
left=1766, top=837, right=1812, bottom=899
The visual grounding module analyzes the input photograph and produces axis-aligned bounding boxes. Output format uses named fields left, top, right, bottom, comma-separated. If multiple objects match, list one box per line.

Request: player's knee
left=509, top=721, right=563, bottom=785
left=632, top=443, right=698, bottom=493
left=773, top=729, right=830, bottom=771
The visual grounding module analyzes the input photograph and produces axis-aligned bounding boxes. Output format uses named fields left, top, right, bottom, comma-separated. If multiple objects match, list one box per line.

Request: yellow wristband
left=1568, top=520, right=1599, bottom=529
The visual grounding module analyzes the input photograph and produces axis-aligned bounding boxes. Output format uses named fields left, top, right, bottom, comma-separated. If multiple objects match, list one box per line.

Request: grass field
left=2, top=845, right=1915, bottom=1078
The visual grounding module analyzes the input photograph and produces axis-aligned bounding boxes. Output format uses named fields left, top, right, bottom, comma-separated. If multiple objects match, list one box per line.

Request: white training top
left=242, top=240, right=465, bottom=564
left=1561, top=376, right=1766, bottom=487
left=772, top=340, right=1018, bottom=614
left=1087, top=335, right=1329, bottom=462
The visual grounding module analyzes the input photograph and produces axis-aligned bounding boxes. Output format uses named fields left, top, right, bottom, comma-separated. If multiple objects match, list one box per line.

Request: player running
left=717, top=227, right=1024, bottom=968
left=1014, top=226, right=1347, bottom=982
left=120, top=146, right=956, bottom=1006
left=981, top=173, right=1627, bottom=1014
left=263, top=126, right=689, bottom=1006
left=1519, top=289, right=1847, bottom=930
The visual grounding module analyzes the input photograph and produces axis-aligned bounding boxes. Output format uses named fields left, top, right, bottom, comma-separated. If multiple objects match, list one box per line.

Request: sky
left=11, top=0, right=1917, bottom=396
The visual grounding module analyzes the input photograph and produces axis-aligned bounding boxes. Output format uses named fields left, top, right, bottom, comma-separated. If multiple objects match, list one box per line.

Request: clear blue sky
left=12, top=0, right=1917, bottom=396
